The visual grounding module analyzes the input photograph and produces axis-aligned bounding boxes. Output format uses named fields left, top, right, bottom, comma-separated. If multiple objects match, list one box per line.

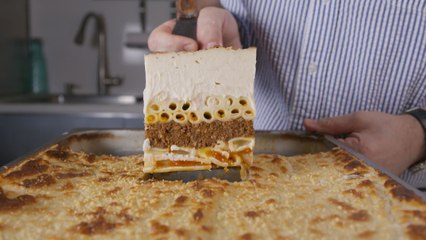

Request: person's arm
left=148, top=1, right=241, bottom=52
left=304, top=111, right=426, bottom=176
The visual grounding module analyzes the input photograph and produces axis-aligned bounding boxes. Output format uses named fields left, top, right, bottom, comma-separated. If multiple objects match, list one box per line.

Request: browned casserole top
left=0, top=145, right=425, bottom=239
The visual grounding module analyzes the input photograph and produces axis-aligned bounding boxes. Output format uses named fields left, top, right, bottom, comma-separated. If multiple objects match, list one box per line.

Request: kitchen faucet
left=74, top=12, right=122, bottom=95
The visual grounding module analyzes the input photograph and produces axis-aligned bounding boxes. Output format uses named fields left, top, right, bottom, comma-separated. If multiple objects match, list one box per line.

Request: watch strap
left=406, top=107, right=426, bottom=174
left=406, top=108, right=426, bottom=134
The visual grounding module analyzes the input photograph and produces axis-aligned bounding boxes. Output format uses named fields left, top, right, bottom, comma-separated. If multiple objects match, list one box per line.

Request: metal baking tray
left=2, top=129, right=425, bottom=200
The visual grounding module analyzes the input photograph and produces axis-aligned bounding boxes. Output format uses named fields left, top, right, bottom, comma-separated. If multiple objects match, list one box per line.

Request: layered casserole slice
left=143, top=48, right=256, bottom=173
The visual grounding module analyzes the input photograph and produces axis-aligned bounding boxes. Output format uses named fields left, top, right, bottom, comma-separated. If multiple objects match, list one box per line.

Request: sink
left=0, top=94, right=143, bottom=105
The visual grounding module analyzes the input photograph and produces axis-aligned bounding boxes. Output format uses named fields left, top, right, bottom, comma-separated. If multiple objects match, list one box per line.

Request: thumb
left=304, top=113, right=363, bottom=135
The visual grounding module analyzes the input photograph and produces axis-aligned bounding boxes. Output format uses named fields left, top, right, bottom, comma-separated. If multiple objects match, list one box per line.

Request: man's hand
left=148, top=7, right=241, bottom=52
left=304, top=111, right=426, bottom=175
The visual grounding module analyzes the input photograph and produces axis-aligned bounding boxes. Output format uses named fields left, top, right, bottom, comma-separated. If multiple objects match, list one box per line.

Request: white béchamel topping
left=143, top=48, right=256, bottom=114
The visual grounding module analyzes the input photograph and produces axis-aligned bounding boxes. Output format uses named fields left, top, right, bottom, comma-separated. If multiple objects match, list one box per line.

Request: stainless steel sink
left=0, top=94, right=143, bottom=105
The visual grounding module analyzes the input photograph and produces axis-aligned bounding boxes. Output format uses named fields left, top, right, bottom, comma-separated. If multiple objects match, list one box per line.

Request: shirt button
left=309, top=63, right=318, bottom=75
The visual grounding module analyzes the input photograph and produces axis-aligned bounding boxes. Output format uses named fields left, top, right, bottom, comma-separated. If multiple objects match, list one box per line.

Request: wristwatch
left=406, top=107, right=426, bottom=133
left=405, top=107, right=426, bottom=173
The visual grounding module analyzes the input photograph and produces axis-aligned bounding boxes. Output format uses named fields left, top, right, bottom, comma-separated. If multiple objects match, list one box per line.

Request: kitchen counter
left=0, top=103, right=143, bottom=116
left=0, top=103, right=144, bottom=165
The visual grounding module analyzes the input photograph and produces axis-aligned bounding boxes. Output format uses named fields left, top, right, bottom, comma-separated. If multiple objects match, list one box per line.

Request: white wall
left=29, top=0, right=172, bottom=95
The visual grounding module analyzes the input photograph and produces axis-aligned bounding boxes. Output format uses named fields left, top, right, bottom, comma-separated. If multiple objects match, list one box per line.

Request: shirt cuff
left=400, top=169, right=426, bottom=189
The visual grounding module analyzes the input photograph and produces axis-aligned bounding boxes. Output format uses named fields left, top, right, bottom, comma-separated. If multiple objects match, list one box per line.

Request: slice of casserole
left=143, top=48, right=256, bottom=173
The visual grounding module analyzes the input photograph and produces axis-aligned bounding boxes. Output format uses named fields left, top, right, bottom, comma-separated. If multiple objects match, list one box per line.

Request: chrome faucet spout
left=74, top=12, right=122, bottom=95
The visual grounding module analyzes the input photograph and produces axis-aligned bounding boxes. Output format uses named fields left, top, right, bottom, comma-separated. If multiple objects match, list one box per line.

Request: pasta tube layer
left=143, top=48, right=256, bottom=173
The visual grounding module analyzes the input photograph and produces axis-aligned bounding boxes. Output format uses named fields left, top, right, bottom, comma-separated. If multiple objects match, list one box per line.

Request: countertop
left=0, top=103, right=143, bottom=116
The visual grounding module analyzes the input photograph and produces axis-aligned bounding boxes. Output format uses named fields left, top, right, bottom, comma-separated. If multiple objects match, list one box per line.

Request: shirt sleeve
left=400, top=170, right=426, bottom=189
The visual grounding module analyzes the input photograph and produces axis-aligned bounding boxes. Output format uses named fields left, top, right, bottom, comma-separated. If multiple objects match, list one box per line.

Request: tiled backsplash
left=29, top=0, right=173, bottom=95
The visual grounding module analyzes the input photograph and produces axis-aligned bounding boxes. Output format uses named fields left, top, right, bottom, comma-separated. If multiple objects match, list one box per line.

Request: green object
left=29, top=38, right=48, bottom=94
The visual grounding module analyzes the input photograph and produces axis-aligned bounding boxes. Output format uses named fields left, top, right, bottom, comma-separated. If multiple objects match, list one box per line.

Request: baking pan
left=57, top=129, right=334, bottom=156
left=2, top=129, right=425, bottom=200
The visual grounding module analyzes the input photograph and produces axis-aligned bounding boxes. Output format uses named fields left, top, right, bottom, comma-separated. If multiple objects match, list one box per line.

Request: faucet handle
left=64, top=83, right=78, bottom=95
left=104, top=76, right=123, bottom=87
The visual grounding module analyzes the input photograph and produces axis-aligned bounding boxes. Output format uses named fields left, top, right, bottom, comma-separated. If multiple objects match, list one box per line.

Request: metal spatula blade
left=148, top=167, right=242, bottom=182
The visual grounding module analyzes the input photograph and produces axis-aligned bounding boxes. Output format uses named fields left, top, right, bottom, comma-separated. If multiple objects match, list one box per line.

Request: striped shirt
left=220, top=0, right=426, bottom=187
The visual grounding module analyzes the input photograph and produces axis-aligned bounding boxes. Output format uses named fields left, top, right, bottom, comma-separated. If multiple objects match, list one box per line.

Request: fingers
left=340, top=135, right=363, bottom=152
left=148, top=7, right=241, bottom=52
left=304, top=116, right=353, bottom=135
left=304, top=112, right=367, bottom=135
left=197, top=7, right=224, bottom=49
left=148, top=19, right=198, bottom=52
left=221, top=10, right=242, bottom=49
left=197, top=7, right=241, bottom=49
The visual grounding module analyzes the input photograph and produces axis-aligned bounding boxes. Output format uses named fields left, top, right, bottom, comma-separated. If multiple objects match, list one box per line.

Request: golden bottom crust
left=0, top=146, right=425, bottom=239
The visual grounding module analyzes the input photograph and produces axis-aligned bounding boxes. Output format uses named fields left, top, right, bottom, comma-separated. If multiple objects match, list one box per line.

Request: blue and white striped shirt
left=221, top=0, right=426, bottom=131
left=220, top=0, right=426, bottom=187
